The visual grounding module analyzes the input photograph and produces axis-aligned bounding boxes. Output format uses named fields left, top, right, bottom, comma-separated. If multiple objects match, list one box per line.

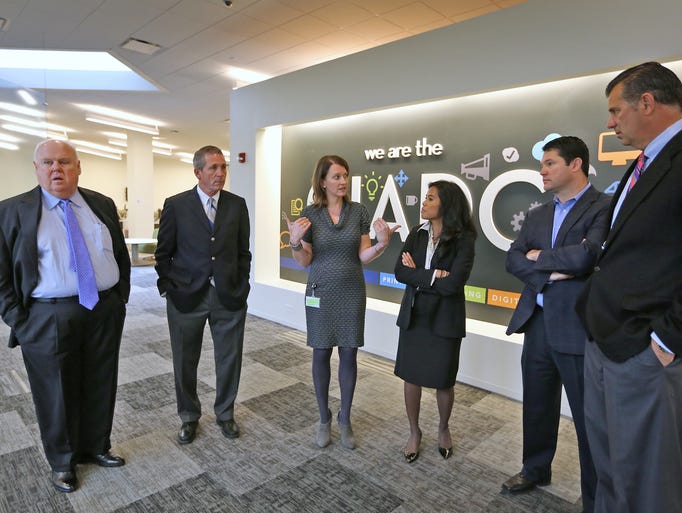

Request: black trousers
left=18, top=291, right=126, bottom=472
left=521, top=308, right=596, bottom=513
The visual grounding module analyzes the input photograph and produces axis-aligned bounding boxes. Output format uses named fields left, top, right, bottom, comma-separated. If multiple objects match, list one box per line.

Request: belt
left=33, top=287, right=116, bottom=304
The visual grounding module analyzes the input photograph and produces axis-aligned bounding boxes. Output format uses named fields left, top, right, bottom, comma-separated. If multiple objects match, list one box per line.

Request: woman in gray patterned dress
left=286, top=155, right=398, bottom=450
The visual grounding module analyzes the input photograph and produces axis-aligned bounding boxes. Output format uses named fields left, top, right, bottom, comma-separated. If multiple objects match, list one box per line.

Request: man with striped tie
left=0, top=139, right=130, bottom=492
left=155, top=145, right=251, bottom=446
left=578, top=62, right=682, bottom=513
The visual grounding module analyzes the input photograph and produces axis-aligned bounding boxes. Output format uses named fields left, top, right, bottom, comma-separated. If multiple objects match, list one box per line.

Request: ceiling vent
left=120, top=38, right=162, bottom=55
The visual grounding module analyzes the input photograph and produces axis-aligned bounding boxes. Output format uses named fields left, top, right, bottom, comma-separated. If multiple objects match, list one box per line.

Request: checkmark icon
left=503, top=147, right=520, bottom=163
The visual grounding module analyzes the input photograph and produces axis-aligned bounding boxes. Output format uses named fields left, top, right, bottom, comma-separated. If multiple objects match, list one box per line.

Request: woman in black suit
left=394, top=180, right=476, bottom=463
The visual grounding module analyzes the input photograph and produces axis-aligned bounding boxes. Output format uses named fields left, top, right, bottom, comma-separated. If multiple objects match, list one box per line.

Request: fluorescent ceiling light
left=70, top=139, right=124, bottom=155
left=0, top=114, right=70, bottom=132
left=152, top=148, right=172, bottom=156
left=227, top=66, right=271, bottom=85
left=0, top=132, right=22, bottom=143
left=0, top=141, right=19, bottom=151
left=1, top=124, right=67, bottom=139
left=175, top=152, right=194, bottom=159
left=75, top=147, right=122, bottom=160
left=85, top=116, right=159, bottom=135
left=76, top=104, right=162, bottom=127
left=152, top=140, right=174, bottom=150
left=103, top=131, right=127, bottom=140
left=0, top=101, right=45, bottom=117
left=179, top=158, right=194, bottom=165
left=17, top=90, right=37, bottom=105
left=108, top=139, right=127, bottom=148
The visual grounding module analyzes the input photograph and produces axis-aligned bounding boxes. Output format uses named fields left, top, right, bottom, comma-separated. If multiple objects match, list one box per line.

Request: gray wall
left=229, top=0, right=682, bottom=405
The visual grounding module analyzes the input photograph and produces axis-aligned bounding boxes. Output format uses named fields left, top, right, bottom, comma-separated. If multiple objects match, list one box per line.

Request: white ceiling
left=0, top=0, right=526, bottom=158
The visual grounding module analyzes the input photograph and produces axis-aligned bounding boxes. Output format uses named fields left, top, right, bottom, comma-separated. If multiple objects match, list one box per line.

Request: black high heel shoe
left=438, top=446, right=453, bottom=460
left=403, top=429, right=422, bottom=464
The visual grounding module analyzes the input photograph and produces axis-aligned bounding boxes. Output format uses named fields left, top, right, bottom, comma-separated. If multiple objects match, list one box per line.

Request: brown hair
left=310, top=155, right=350, bottom=207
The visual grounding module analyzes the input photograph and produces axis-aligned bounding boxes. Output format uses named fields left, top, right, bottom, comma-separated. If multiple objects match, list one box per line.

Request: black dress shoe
left=501, top=472, right=551, bottom=494
left=438, top=446, right=453, bottom=460
left=217, top=419, right=240, bottom=439
left=51, top=470, right=78, bottom=493
left=178, top=421, right=198, bottom=444
left=82, top=451, right=125, bottom=467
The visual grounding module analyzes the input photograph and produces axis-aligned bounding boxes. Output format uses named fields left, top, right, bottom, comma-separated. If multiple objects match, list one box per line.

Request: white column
left=126, top=133, right=155, bottom=237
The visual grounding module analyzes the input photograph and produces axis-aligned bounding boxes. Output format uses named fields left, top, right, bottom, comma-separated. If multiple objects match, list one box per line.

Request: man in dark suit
left=503, top=136, right=609, bottom=513
left=155, top=145, right=251, bottom=444
left=0, top=139, right=130, bottom=493
left=578, top=62, right=682, bottom=513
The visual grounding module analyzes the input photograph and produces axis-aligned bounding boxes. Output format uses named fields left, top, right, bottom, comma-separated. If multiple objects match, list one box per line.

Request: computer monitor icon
left=598, top=131, right=640, bottom=166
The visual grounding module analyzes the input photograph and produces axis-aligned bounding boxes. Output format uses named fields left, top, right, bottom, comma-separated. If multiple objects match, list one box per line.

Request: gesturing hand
left=373, top=218, right=400, bottom=245
left=284, top=213, right=311, bottom=245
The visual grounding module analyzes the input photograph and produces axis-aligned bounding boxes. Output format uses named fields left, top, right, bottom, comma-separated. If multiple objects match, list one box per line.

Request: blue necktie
left=60, top=200, right=99, bottom=310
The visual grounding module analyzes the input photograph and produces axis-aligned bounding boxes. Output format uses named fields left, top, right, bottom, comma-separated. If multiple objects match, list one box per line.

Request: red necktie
left=628, top=153, right=647, bottom=191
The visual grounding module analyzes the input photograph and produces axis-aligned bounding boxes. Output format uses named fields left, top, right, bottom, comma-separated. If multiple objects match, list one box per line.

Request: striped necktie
left=628, top=153, right=647, bottom=191
left=207, top=197, right=216, bottom=229
left=60, top=199, right=99, bottom=310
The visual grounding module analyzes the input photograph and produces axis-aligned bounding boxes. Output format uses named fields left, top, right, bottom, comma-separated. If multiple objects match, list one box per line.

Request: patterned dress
left=301, top=201, right=370, bottom=348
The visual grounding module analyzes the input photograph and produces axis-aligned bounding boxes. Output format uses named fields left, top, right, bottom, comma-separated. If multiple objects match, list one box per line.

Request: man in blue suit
left=502, top=136, right=610, bottom=513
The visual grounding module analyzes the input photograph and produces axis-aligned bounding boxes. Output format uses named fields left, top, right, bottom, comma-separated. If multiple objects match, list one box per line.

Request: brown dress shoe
left=501, top=472, right=551, bottom=494
left=51, top=470, right=78, bottom=493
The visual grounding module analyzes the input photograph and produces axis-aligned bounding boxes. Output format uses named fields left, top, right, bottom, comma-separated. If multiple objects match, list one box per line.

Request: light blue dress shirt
left=32, top=189, right=119, bottom=298
left=536, top=183, right=592, bottom=307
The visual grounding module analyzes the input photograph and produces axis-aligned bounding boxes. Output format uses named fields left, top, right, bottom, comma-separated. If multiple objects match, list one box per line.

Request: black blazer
left=0, top=186, right=131, bottom=348
left=155, top=186, right=251, bottom=313
left=578, top=130, right=682, bottom=361
left=506, top=185, right=610, bottom=354
left=394, top=226, right=475, bottom=338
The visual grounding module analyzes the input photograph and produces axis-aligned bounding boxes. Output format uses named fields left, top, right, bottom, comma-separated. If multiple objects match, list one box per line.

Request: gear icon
left=511, top=210, right=525, bottom=232
left=529, top=201, right=542, bottom=210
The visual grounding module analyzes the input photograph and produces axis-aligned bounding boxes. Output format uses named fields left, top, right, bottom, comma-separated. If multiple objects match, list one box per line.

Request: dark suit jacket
left=579, top=130, right=682, bottom=362
left=506, top=185, right=610, bottom=354
left=394, top=227, right=475, bottom=339
left=155, top=186, right=251, bottom=313
left=0, top=186, right=131, bottom=348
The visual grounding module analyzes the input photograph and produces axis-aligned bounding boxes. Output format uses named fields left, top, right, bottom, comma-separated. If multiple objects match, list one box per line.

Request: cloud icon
left=532, top=133, right=562, bottom=161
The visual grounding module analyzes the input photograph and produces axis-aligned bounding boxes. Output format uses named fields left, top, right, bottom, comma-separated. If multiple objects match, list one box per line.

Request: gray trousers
left=584, top=340, right=682, bottom=513
left=167, top=286, right=246, bottom=423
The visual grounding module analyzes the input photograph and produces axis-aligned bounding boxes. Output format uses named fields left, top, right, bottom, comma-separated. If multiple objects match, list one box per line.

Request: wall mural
left=278, top=67, right=671, bottom=326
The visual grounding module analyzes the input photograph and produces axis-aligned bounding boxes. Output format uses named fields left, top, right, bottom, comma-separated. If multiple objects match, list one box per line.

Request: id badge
left=306, top=283, right=320, bottom=308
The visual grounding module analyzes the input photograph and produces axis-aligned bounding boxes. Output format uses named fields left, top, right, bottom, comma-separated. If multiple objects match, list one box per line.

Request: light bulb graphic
left=363, top=171, right=383, bottom=201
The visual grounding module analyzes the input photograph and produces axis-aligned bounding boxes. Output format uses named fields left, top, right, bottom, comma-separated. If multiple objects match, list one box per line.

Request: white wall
left=0, top=148, right=196, bottom=211
left=229, top=0, right=682, bottom=408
